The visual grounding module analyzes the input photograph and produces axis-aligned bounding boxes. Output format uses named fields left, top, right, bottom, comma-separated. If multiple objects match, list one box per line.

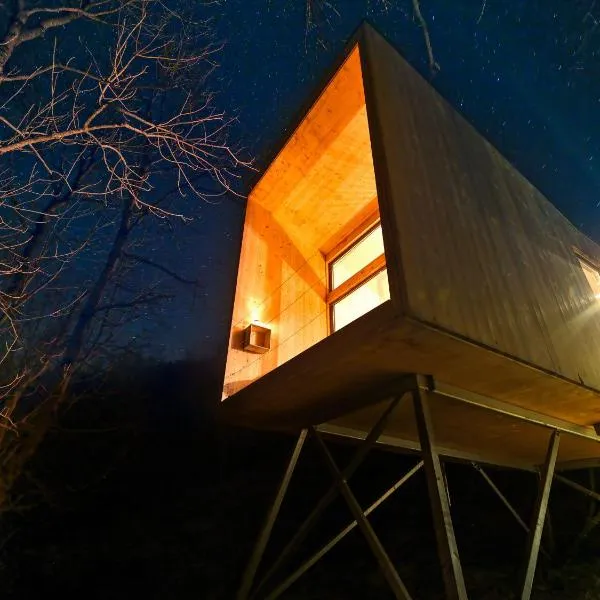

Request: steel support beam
left=427, top=380, right=599, bottom=443
left=318, top=423, right=536, bottom=472
left=588, top=469, right=597, bottom=517
left=472, top=463, right=551, bottom=560
left=311, top=428, right=413, bottom=600
left=238, top=372, right=596, bottom=600
left=556, top=458, right=600, bottom=471
left=413, top=380, right=468, bottom=600
left=237, top=429, right=308, bottom=600
left=555, top=472, right=600, bottom=554
left=519, top=430, right=561, bottom=600
left=252, top=393, right=407, bottom=598
left=265, top=460, right=424, bottom=600
left=555, top=473, right=600, bottom=503
left=473, top=463, right=529, bottom=533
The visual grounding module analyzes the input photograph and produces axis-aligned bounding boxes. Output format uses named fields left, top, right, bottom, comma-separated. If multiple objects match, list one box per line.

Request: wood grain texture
left=222, top=201, right=328, bottom=398
left=251, top=47, right=378, bottom=260
left=361, top=25, right=600, bottom=391
left=222, top=46, right=380, bottom=399
left=220, top=311, right=600, bottom=468
left=330, top=393, right=600, bottom=471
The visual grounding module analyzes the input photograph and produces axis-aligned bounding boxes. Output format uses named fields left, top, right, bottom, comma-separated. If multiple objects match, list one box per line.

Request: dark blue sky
left=166, top=0, right=600, bottom=361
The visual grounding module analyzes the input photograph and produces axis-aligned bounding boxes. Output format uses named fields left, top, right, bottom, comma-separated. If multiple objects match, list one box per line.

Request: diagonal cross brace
left=472, top=463, right=551, bottom=560
left=311, top=428, right=414, bottom=600
left=555, top=473, right=600, bottom=503
left=237, top=429, right=308, bottom=600
left=251, top=392, right=408, bottom=598
left=264, top=460, right=424, bottom=600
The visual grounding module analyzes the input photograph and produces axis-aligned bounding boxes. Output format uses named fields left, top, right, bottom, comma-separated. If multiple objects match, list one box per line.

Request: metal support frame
left=236, top=372, right=600, bottom=600
left=246, top=393, right=409, bottom=600
left=555, top=473, right=600, bottom=503
left=311, top=428, right=414, bottom=599
left=413, top=378, right=468, bottom=600
left=264, top=460, right=424, bottom=600
left=424, top=380, right=598, bottom=444
left=519, top=431, right=561, bottom=600
left=237, top=430, right=308, bottom=600
left=588, top=469, right=597, bottom=517
left=472, top=463, right=550, bottom=560
left=473, top=463, right=529, bottom=533
left=555, top=472, right=600, bottom=553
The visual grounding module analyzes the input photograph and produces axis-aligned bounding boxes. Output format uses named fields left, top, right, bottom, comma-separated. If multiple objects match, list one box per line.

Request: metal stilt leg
left=237, top=429, right=308, bottom=600
left=264, top=460, right=424, bottom=600
left=413, top=382, right=468, bottom=600
left=555, top=472, right=600, bottom=556
left=555, top=473, right=600, bottom=503
left=473, top=463, right=550, bottom=559
left=519, top=430, right=560, bottom=600
left=252, top=393, right=407, bottom=597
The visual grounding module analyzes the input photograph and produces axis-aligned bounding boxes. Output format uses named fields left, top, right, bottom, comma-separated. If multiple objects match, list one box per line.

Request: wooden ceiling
left=249, top=46, right=378, bottom=257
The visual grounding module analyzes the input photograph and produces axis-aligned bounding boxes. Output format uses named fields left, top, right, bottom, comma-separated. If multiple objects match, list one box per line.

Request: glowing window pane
left=332, top=269, right=390, bottom=332
left=578, top=257, right=600, bottom=298
left=331, top=224, right=385, bottom=289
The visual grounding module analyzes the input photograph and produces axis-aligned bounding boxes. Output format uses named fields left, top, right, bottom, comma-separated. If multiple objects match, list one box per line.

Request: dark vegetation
left=1, top=362, right=600, bottom=600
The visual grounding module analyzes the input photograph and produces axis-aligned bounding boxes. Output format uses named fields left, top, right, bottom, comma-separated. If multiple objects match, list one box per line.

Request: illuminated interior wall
left=222, top=46, right=385, bottom=399
left=222, top=202, right=328, bottom=398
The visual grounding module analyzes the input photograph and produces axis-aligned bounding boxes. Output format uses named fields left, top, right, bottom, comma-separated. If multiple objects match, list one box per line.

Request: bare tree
left=0, top=0, right=246, bottom=512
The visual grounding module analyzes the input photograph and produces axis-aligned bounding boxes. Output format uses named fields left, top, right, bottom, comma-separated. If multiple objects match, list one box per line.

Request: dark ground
left=2, top=361, right=600, bottom=600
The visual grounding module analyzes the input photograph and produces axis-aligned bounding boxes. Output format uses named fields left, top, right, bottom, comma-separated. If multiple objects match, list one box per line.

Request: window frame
left=574, top=248, right=600, bottom=299
left=326, top=218, right=388, bottom=333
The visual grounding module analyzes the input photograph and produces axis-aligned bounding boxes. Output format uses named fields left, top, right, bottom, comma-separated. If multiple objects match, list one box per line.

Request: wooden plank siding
left=361, top=25, right=600, bottom=392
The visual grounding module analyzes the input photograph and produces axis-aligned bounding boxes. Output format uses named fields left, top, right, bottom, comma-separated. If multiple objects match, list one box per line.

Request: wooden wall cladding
left=222, top=201, right=328, bottom=398
left=361, top=25, right=600, bottom=392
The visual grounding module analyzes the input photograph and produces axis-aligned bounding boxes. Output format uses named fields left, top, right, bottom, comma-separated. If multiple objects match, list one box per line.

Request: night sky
left=166, top=0, right=600, bottom=362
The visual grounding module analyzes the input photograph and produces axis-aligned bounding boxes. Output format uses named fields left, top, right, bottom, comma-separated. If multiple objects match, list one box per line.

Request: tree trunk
left=62, top=197, right=134, bottom=367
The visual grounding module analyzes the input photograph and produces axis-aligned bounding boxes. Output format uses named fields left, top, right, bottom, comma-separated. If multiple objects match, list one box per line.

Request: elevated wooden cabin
left=220, top=24, right=600, bottom=472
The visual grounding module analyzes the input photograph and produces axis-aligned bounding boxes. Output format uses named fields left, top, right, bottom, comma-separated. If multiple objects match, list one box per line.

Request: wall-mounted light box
left=243, top=323, right=271, bottom=354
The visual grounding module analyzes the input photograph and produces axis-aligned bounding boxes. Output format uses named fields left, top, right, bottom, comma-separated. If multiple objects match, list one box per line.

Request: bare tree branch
left=122, top=251, right=198, bottom=285
left=411, top=0, right=439, bottom=73
left=0, top=0, right=246, bottom=512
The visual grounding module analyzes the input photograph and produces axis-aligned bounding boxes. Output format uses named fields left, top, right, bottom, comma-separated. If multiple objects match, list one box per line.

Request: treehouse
left=222, top=24, right=600, bottom=600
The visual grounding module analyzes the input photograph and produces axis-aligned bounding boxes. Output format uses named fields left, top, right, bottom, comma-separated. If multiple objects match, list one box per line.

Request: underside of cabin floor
left=321, top=395, right=600, bottom=471
left=219, top=302, right=600, bottom=471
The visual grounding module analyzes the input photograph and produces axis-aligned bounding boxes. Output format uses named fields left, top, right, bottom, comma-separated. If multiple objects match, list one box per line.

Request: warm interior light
left=329, top=222, right=389, bottom=332
left=578, top=256, right=600, bottom=300
left=331, top=225, right=385, bottom=288
left=332, top=269, right=390, bottom=331
left=247, top=297, right=263, bottom=323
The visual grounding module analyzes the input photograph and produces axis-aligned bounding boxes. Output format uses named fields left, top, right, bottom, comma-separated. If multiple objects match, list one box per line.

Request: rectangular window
left=328, top=222, right=390, bottom=332
left=331, top=225, right=386, bottom=288
left=577, top=255, right=600, bottom=299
